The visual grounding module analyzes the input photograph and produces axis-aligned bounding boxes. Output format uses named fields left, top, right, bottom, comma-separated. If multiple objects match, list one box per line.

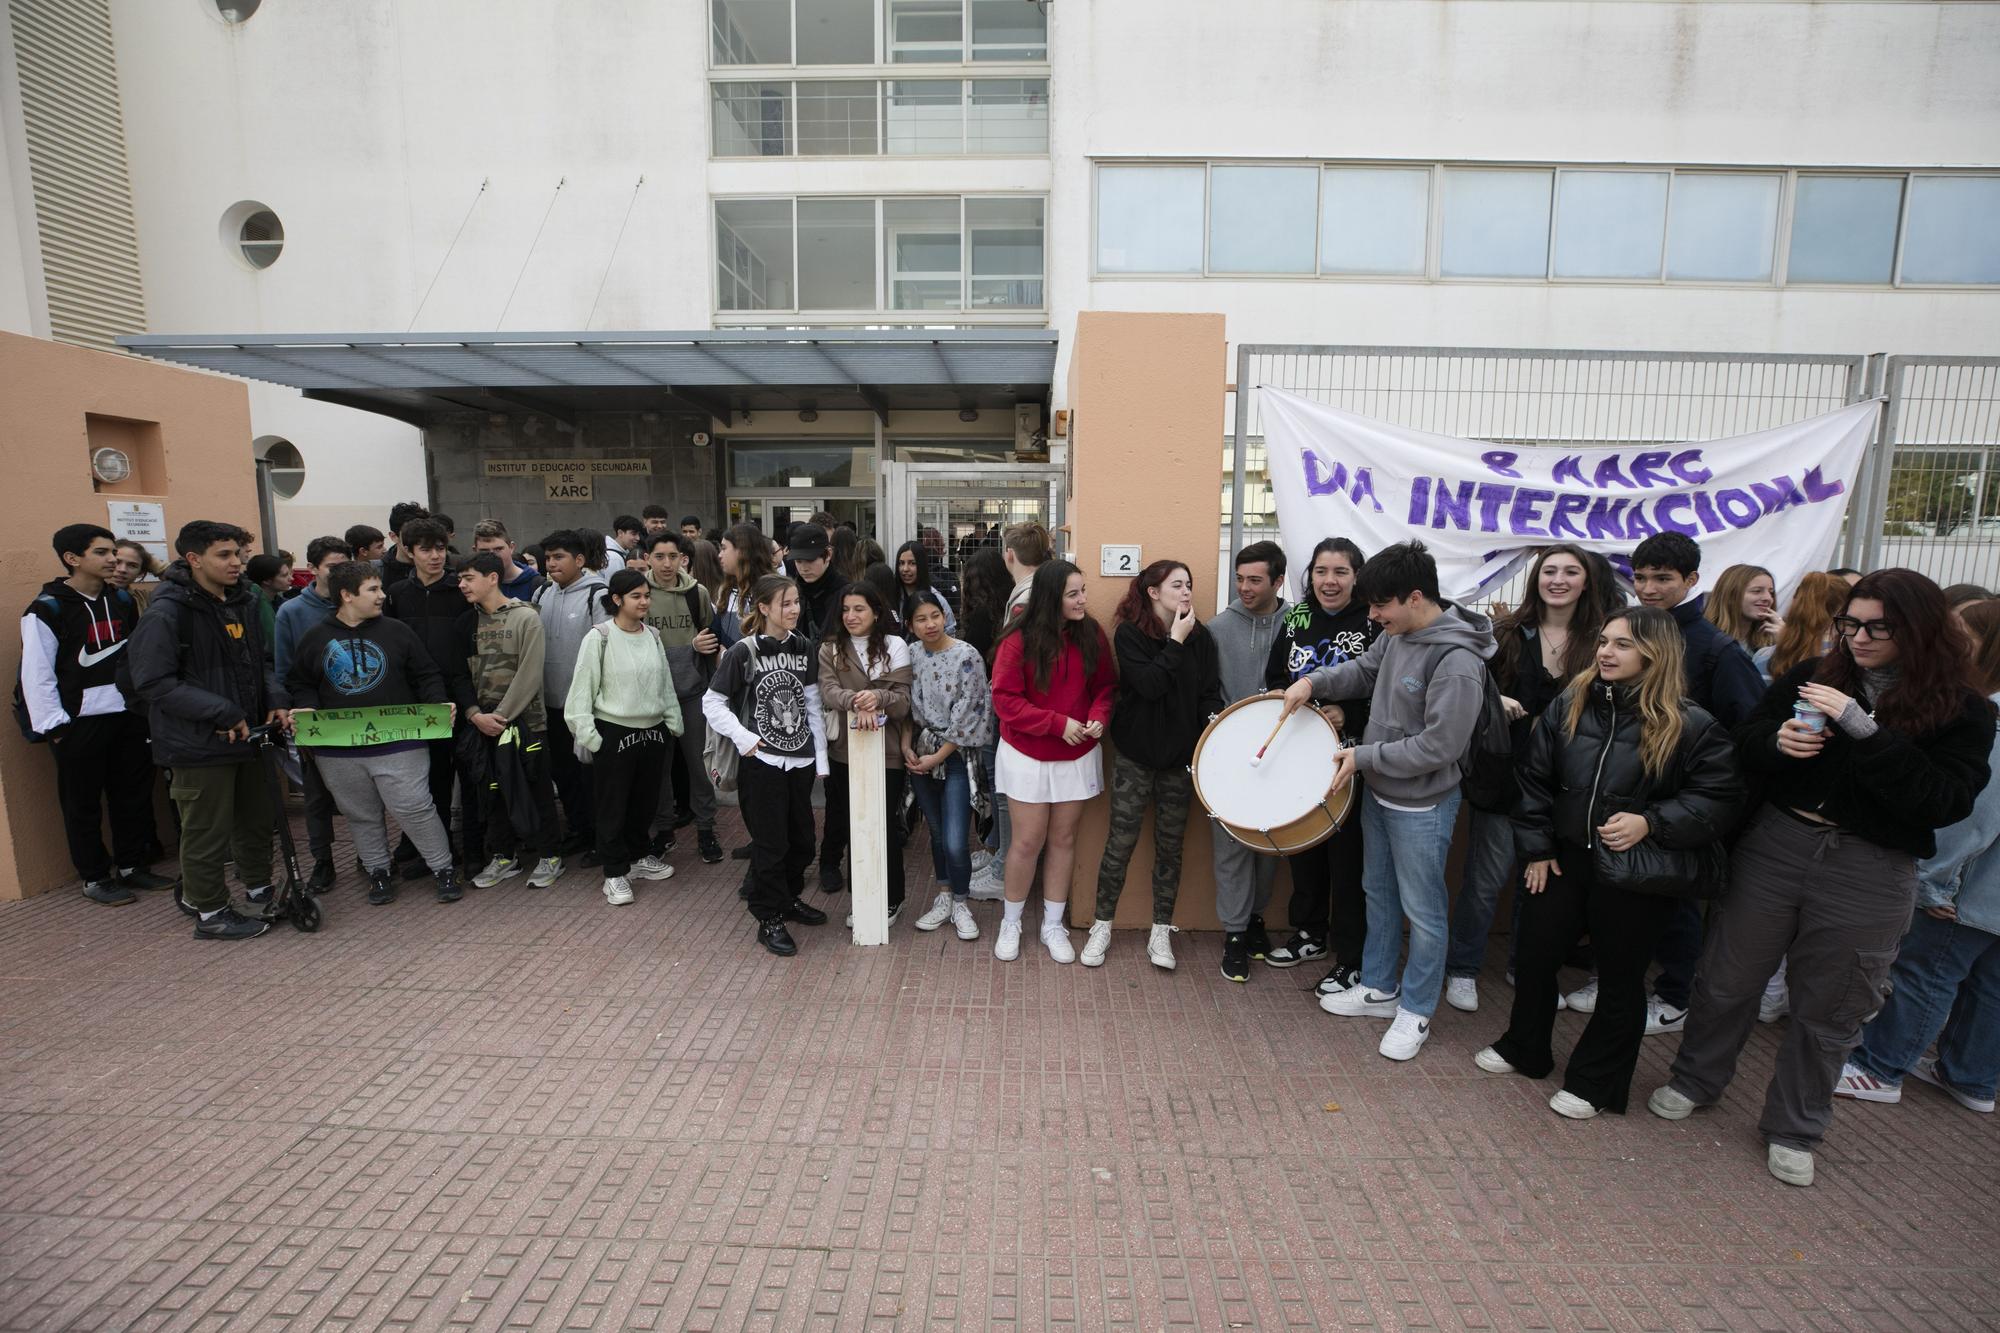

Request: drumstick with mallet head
left=1249, top=711, right=1291, bottom=768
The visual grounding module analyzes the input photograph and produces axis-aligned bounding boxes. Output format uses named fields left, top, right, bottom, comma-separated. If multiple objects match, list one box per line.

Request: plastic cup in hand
left=1791, top=701, right=1827, bottom=734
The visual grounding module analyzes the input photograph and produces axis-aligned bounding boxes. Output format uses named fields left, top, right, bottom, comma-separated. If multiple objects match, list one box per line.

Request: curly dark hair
left=1814, top=568, right=1977, bottom=735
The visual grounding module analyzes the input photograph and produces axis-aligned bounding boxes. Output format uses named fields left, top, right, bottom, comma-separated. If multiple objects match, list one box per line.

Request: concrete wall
left=425, top=410, right=719, bottom=545
left=0, top=331, right=258, bottom=899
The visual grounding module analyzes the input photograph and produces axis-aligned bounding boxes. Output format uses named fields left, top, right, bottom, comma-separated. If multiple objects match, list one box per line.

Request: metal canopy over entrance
left=116, top=328, right=1059, bottom=426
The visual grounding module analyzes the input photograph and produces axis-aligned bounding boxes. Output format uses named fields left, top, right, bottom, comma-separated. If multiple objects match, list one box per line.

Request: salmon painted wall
left=0, top=331, right=258, bottom=898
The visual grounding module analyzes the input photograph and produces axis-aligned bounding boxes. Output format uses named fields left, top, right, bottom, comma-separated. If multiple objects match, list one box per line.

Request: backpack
left=703, top=637, right=758, bottom=793
left=1461, top=662, right=1521, bottom=814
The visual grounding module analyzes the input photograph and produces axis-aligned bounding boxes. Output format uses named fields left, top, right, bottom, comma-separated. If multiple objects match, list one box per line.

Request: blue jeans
left=980, top=742, right=1006, bottom=863
left=910, top=751, right=974, bottom=896
left=1359, top=787, right=1462, bottom=1019
left=1853, top=910, right=2000, bottom=1100
left=1447, top=805, right=1515, bottom=978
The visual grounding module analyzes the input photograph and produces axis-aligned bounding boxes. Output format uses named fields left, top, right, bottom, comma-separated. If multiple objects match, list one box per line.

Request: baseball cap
left=787, top=522, right=830, bottom=560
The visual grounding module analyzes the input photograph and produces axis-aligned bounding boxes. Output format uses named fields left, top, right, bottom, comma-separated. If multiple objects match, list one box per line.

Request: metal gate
left=1227, top=345, right=1876, bottom=605
left=878, top=460, right=1065, bottom=586
left=1869, top=357, right=2000, bottom=589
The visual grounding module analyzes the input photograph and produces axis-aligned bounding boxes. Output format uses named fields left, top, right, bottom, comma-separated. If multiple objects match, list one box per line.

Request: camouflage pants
left=1093, top=751, right=1194, bottom=925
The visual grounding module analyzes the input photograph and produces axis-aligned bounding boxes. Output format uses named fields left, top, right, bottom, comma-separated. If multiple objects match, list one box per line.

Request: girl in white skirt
left=989, top=560, right=1117, bottom=962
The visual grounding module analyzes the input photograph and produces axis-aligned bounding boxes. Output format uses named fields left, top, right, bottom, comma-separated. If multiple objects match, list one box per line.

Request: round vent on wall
left=91, top=447, right=132, bottom=484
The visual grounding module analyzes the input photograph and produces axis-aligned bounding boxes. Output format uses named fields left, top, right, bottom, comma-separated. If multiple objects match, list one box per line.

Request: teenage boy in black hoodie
left=287, top=562, right=459, bottom=905
left=124, top=520, right=291, bottom=941
left=19, top=523, right=176, bottom=905
left=1262, top=537, right=1380, bottom=986
left=385, top=516, right=473, bottom=872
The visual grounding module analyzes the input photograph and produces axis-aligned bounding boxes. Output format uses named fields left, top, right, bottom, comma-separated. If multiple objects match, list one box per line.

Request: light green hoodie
left=563, top=621, right=684, bottom=753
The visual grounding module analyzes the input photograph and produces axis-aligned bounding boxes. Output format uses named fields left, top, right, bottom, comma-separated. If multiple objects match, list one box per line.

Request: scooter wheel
left=290, top=895, right=322, bottom=933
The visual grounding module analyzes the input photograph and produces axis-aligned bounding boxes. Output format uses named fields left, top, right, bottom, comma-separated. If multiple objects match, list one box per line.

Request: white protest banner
left=1262, top=389, right=1881, bottom=603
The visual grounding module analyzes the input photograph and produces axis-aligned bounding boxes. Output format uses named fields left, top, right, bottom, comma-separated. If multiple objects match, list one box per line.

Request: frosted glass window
left=715, top=200, right=794, bottom=310
left=1900, top=176, right=2000, bottom=285
left=711, top=82, right=791, bottom=156
left=1440, top=169, right=1552, bottom=278
left=970, top=0, right=1046, bottom=59
left=1552, top=171, right=1668, bottom=278
left=796, top=81, right=878, bottom=155
left=711, top=0, right=790, bottom=64
left=1096, top=165, right=1204, bottom=274
left=796, top=0, right=873, bottom=63
left=886, top=80, right=962, bottom=154
left=1320, top=168, right=1428, bottom=275
left=888, top=0, right=962, bottom=61
left=1788, top=176, right=1902, bottom=284
left=967, top=197, right=1044, bottom=308
left=967, top=79, right=1047, bottom=153
left=797, top=200, right=876, bottom=309
left=1208, top=166, right=1319, bottom=274
left=1665, top=174, right=1780, bottom=281
left=886, top=199, right=962, bottom=308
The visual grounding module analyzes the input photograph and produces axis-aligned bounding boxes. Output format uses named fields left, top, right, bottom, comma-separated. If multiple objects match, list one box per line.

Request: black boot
left=366, top=868, right=396, bottom=906
left=783, top=897, right=829, bottom=926
left=757, top=918, right=798, bottom=956
left=307, top=858, right=336, bottom=895
left=435, top=867, right=463, bottom=903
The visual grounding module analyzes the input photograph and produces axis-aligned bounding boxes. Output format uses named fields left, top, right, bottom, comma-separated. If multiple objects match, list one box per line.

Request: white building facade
left=3, top=0, right=1996, bottom=554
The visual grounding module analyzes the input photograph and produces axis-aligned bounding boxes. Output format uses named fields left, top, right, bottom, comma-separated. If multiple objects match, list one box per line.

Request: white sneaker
left=1833, top=1061, right=1901, bottom=1104
left=601, top=876, right=634, bottom=906
left=915, top=891, right=955, bottom=932
left=1146, top=924, right=1176, bottom=971
left=994, top=917, right=1022, bottom=961
left=1767, top=1144, right=1814, bottom=1187
left=970, top=847, right=995, bottom=873
left=472, top=855, right=519, bottom=889
left=1910, top=1055, right=1997, bottom=1113
left=1549, top=1090, right=1598, bottom=1120
left=1565, top=978, right=1599, bottom=1014
left=1378, top=1008, right=1430, bottom=1061
left=967, top=865, right=1005, bottom=901
left=951, top=899, right=979, bottom=941
left=629, top=856, right=674, bottom=882
left=1758, top=986, right=1791, bottom=1024
left=1041, top=921, right=1075, bottom=963
left=1080, top=919, right=1113, bottom=967
left=1646, top=1085, right=1700, bottom=1120
left=1320, top=983, right=1402, bottom=1018
left=1445, top=976, right=1478, bottom=1012
left=528, top=856, right=563, bottom=888
left=1473, top=1046, right=1516, bottom=1074
left=1644, top=997, right=1688, bottom=1036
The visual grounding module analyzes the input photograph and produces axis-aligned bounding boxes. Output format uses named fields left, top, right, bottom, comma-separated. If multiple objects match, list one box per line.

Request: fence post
left=1228, top=343, right=1251, bottom=568
left=848, top=716, right=888, bottom=946
left=1862, top=354, right=1899, bottom=574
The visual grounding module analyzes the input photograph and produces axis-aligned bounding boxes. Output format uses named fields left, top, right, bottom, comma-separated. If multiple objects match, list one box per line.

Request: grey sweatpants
left=1212, top=819, right=1279, bottom=933
left=1666, top=807, right=1917, bottom=1151
left=315, top=748, right=455, bottom=874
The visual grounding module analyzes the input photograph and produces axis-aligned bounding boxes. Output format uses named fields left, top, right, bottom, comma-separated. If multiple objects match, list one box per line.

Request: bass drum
left=1191, top=695, right=1354, bottom=854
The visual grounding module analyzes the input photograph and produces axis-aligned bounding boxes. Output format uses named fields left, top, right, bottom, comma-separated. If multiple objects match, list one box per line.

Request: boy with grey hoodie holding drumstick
left=1282, top=541, right=1496, bottom=1062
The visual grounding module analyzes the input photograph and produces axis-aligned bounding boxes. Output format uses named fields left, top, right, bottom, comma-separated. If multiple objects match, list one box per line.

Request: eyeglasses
left=1833, top=615, right=1898, bottom=641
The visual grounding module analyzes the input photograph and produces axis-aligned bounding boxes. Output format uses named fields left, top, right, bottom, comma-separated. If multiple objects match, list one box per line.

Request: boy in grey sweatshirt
left=533, top=531, right=610, bottom=854
left=1211, top=542, right=1290, bottom=979
left=1282, top=541, right=1495, bottom=1061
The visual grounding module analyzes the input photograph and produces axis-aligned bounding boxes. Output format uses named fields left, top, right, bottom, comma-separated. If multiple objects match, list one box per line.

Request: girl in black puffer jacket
left=1478, top=605, right=1744, bottom=1118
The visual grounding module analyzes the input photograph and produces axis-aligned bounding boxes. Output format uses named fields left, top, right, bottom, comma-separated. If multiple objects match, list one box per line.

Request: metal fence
left=1223, top=345, right=2000, bottom=609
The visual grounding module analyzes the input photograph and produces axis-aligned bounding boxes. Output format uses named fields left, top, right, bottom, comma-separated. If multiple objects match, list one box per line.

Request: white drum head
left=1194, top=698, right=1341, bottom=831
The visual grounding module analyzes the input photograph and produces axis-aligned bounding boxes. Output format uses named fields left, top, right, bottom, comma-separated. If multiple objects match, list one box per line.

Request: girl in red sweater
left=990, top=560, right=1117, bottom=963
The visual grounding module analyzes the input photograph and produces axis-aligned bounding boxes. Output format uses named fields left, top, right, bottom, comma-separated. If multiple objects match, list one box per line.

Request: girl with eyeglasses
left=1647, top=569, right=1994, bottom=1189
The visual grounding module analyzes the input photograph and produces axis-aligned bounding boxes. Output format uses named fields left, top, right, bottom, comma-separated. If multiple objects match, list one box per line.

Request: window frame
left=710, top=75, right=1047, bottom=158
left=709, top=0, right=1047, bottom=71
left=1893, top=172, right=2000, bottom=289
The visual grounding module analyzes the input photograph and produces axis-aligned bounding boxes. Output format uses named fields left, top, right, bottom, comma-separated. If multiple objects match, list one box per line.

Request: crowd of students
left=19, top=497, right=2000, bottom=1190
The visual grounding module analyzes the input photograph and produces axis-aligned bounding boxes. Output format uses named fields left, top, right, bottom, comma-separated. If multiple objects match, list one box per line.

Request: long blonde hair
left=1705, top=564, right=1777, bottom=650
left=1563, top=606, right=1687, bottom=778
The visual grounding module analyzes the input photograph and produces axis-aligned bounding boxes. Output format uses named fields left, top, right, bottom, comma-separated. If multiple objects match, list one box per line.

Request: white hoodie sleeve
left=18, top=613, right=66, bottom=733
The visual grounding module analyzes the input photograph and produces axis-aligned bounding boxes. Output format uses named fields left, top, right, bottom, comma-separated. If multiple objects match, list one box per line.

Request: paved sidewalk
left=2, top=812, right=1996, bottom=1331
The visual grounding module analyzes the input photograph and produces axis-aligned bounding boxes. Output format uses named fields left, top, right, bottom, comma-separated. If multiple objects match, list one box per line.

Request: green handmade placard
left=294, top=703, right=452, bottom=748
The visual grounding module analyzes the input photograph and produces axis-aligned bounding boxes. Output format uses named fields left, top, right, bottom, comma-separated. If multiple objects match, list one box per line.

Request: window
left=236, top=208, right=284, bottom=269
left=1320, top=168, right=1428, bottom=276
left=796, top=0, right=874, bottom=63
left=712, top=81, right=791, bottom=156
left=730, top=445, right=867, bottom=488
left=966, top=79, right=1047, bottom=153
left=1788, top=175, right=1902, bottom=284
left=213, top=0, right=260, bottom=20
left=886, top=79, right=962, bottom=153
left=257, top=437, right=305, bottom=499
left=712, top=0, right=792, bottom=64
left=715, top=195, right=1044, bottom=314
left=715, top=199, right=794, bottom=310
left=970, top=0, right=1046, bottom=59
left=885, top=198, right=962, bottom=309
left=1552, top=170, right=1668, bottom=279
left=1900, top=176, right=2000, bottom=285
left=1665, top=173, right=1780, bottom=282
left=796, top=80, right=878, bottom=154
left=1208, top=165, right=1319, bottom=274
left=798, top=199, right=876, bottom=309
left=967, top=197, right=1044, bottom=308
left=888, top=0, right=962, bottom=61
left=1440, top=169, right=1552, bottom=278
left=1096, top=165, right=1204, bottom=274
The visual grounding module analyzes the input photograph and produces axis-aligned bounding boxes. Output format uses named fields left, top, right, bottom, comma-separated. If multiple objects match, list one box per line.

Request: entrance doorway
left=880, top=462, right=1065, bottom=586
left=726, top=494, right=876, bottom=538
